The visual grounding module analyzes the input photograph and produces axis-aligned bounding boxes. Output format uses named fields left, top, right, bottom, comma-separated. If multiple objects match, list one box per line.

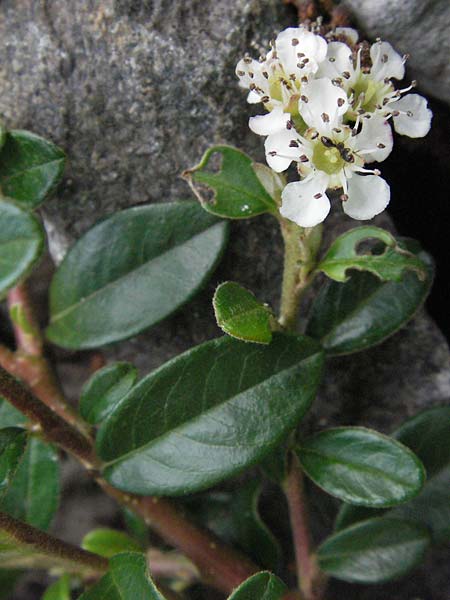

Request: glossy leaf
left=0, top=130, right=65, bottom=209
left=306, top=240, right=433, bottom=355
left=318, top=518, right=430, bottom=583
left=183, top=146, right=277, bottom=218
left=213, top=282, right=273, bottom=344
left=0, top=428, right=28, bottom=499
left=317, top=227, right=427, bottom=283
left=82, top=528, right=142, bottom=558
left=97, top=333, right=324, bottom=496
left=0, top=200, right=45, bottom=298
left=297, top=427, right=425, bottom=507
left=336, top=406, right=450, bottom=543
left=1, top=437, right=60, bottom=530
left=47, top=202, right=228, bottom=349
left=79, top=552, right=166, bottom=600
left=43, top=575, right=71, bottom=600
left=80, top=363, right=138, bottom=425
left=227, top=572, right=287, bottom=599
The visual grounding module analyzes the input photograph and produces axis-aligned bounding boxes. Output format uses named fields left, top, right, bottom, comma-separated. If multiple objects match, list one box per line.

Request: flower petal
left=370, top=41, right=405, bottom=81
left=300, top=78, right=348, bottom=133
left=265, top=129, right=304, bottom=172
left=355, top=116, right=393, bottom=163
left=317, top=42, right=353, bottom=80
left=334, top=27, right=359, bottom=46
left=280, top=174, right=330, bottom=227
left=343, top=174, right=390, bottom=220
left=275, top=28, right=327, bottom=76
left=249, top=107, right=291, bottom=136
left=393, top=94, right=433, bottom=138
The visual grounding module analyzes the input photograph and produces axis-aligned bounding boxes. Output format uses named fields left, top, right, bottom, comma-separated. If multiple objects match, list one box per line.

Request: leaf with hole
left=46, top=202, right=228, bottom=349
left=213, top=282, right=273, bottom=344
left=0, top=428, right=28, bottom=499
left=0, top=130, right=65, bottom=209
left=82, top=528, right=142, bottom=558
left=227, top=572, right=287, bottom=600
left=0, top=201, right=45, bottom=298
left=306, top=239, right=433, bottom=355
left=97, top=333, right=324, bottom=496
left=297, top=427, right=425, bottom=507
left=335, top=405, right=450, bottom=543
left=318, top=518, right=430, bottom=583
left=183, top=146, right=277, bottom=218
left=80, top=362, right=138, bottom=425
left=79, top=552, right=166, bottom=600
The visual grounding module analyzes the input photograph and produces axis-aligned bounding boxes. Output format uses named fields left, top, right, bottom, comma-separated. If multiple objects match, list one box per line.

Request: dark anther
left=292, top=38, right=299, bottom=46
left=314, top=193, right=323, bottom=199
left=321, top=136, right=334, bottom=147
left=337, top=98, right=345, bottom=107
left=321, top=113, right=330, bottom=123
left=289, top=140, right=299, bottom=147
left=340, top=148, right=354, bottom=162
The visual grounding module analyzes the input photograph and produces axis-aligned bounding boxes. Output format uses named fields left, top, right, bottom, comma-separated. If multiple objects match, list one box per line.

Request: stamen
left=314, top=193, right=323, bottom=199
left=377, top=143, right=386, bottom=148
left=289, top=140, right=299, bottom=147
left=237, top=70, right=245, bottom=77
left=381, top=53, right=389, bottom=63
left=299, top=155, right=309, bottom=162
left=262, top=71, right=269, bottom=79
left=321, top=113, right=330, bottom=123
left=268, top=151, right=277, bottom=156
left=261, top=96, right=270, bottom=103
left=291, top=38, right=299, bottom=46
left=340, top=194, right=349, bottom=202
left=342, top=71, right=351, bottom=79
left=337, top=98, right=345, bottom=107
left=329, top=57, right=336, bottom=63
left=321, top=136, right=334, bottom=147
left=300, top=95, right=309, bottom=103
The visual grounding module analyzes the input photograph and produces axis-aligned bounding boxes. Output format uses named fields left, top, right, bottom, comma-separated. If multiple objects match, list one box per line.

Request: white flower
left=317, top=36, right=432, bottom=138
left=265, top=79, right=392, bottom=227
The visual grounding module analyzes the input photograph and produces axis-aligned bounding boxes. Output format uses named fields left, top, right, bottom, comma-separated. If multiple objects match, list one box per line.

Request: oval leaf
left=0, top=130, right=65, bottom=209
left=0, top=428, right=28, bottom=498
left=82, top=528, right=142, bottom=558
left=297, top=427, right=425, bottom=507
left=0, top=200, right=45, bottom=298
left=80, top=363, right=138, bottom=425
left=97, top=333, right=324, bottom=496
left=306, top=240, right=433, bottom=355
left=1, top=437, right=60, bottom=530
left=79, top=552, right=166, bottom=600
left=228, top=572, right=287, bottom=600
left=43, top=575, right=71, bottom=600
left=46, top=202, right=228, bottom=349
left=183, top=145, right=277, bottom=218
left=317, top=226, right=427, bottom=283
left=213, top=282, right=273, bottom=344
left=318, top=518, right=430, bottom=583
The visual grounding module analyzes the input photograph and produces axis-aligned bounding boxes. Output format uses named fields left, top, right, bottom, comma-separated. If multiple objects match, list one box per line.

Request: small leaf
left=82, top=528, right=142, bottom=558
left=1, top=437, right=60, bottom=530
left=317, top=226, right=427, bottom=283
left=297, top=427, right=425, bottom=507
left=306, top=239, right=433, bottom=355
left=336, top=405, right=450, bottom=543
left=97, top=333, right=324, bottom=496
left=43, top=575, right=71, bottom=600
left=0, top=200, right=45, bottom=298
left=183, top=145, right=277, bottom=218
left=79, top=552, right=166, bottom=600
left=0, top=428, right=28, bottom=499
left=47, top=202, right=228, bottom=349
left=0, top=130, right=65, bottom=209
left=213, top=282, right=273, bottom=344
left=227, top=572, right=287, bottom=599
left=318, top=518, right=430, bottom=583
left=80, top=363, right=138, bottom=425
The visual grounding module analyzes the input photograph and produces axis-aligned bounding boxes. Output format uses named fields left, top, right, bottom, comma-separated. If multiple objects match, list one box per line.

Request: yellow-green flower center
left=313, top=143, right=345, bottom=175
left=352, top=74, right=392, bottom=113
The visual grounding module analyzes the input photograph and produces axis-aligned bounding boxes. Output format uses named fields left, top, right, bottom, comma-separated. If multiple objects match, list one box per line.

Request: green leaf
left=80, top=363, right=138, bottom=425
left=97, top=333, right=324, bottom=496
left=183, top=146, right=277, bottom=218
left=0, top=399, right=25, bottom=428
left=0, top=428, right=28, bottom=499
left=1, top=437, right=60, bottom=530
left=297, top=427, right=425, bottom=507
left=306, top=240, right=433, bottom=355
left=317, top=227, right=427, bottom=283
left=122, top=508, right=148, bottom=546
left=46, top=202, right=228, bottom=349
left=336, top=405, right=450, bottom=543
left=43, top=575, right=71, bottom=600
left=318, top=518, right=430, bottom=583
left=78, top=552, right=166, bottom=600
left=82, top=528, right=142, bottom=558
left=0, top=200, right=45, bottom=298
left=227, top=572, right=287, bottom=599
left=0, top=123, right=6, bottom=151
left=0, top=130, right=65, bottom=209
left=213, top=282, right=273, bottom=344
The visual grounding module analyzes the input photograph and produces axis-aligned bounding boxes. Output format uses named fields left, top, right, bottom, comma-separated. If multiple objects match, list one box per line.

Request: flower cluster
left=236, top=26, right=432, bottom=227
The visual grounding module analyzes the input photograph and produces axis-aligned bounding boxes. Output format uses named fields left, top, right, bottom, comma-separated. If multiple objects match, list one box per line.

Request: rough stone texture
left=0, top=1, right=449, bottom=599
left=341, top=0, right=450, bottom=105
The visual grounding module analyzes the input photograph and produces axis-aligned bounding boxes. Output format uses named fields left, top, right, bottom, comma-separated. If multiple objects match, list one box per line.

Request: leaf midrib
left=0, top=158, right=64, bottom=183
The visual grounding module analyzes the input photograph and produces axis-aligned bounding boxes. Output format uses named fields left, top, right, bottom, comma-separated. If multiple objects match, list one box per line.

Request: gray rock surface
left=0, top=1, right=449, bottom=599
left=341, top=0, right=450, bottom=104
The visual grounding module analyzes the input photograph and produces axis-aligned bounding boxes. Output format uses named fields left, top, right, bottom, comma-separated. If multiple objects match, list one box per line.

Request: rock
left=342, top=0, right=450, bottom=105
left=0, top=1, right=449, bottom=599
